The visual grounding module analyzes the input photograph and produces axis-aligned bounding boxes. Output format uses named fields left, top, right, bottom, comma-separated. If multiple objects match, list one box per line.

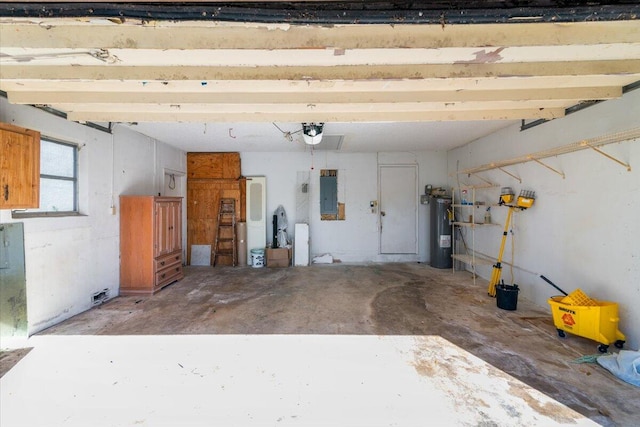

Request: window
left=14, top=137, right=78, bottom=216
left=38, top=138, right=78, bottom=213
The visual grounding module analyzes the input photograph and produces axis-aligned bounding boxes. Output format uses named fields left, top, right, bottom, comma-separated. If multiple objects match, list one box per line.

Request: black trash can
left=496, top=283, right=519, bottom=311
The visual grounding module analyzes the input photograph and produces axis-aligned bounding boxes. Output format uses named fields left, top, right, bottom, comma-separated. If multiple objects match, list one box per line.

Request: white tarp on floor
left=1, top=335, right=596, bottom=426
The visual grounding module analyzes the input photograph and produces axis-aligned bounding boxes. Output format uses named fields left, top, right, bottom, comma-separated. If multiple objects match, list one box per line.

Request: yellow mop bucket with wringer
left=546, top=285, right=626, bottom=353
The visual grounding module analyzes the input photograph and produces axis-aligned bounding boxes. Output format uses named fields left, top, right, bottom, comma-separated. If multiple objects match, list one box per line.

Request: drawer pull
left=160, top=273, right=166, bottom=279
left=160, top=261, right=166, bottom=266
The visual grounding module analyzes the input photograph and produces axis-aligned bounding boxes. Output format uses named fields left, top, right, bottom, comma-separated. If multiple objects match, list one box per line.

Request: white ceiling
left=123, top=120, right=516, bottom=153
left=1, top=17, right=639, bottom=153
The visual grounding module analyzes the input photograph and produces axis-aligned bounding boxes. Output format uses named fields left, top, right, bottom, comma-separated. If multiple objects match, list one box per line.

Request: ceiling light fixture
left=302, top=122, right=324, bottom=145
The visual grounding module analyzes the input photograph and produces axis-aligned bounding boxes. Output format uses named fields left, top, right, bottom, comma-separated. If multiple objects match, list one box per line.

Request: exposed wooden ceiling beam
left=3, top=61, right=639, bottom=81
left=1, top=18, right=637, bottom=125
left=2, top=20, right=638, bottom=50
left=64, top=108, right=565, bottom=123
left=56, top=101, right=566, bottom=122
left=2, top=44, right=639, bottom=67
left=2, top=76, right=637, bottom=92
left=5, top=87, right=621, bottom=105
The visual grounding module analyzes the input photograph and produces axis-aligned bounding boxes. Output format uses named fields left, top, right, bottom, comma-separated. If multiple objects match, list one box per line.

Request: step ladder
left=213, top=198, right=237, bottom=266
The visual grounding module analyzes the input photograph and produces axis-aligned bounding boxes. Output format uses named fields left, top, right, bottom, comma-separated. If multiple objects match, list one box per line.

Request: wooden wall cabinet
left=0, top=122, right=40, bottom=209
left=120, top=196, right=183, bottom=296
left=187, top=152, right=241, bottom=180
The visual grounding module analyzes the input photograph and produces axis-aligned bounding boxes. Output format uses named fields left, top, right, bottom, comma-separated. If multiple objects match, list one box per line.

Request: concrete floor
left=3, top=263, right=639, bottom=426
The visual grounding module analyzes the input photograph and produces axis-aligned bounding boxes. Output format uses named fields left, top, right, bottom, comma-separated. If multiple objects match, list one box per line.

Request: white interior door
left=246, top=176, right=266, bottom=261
left=379, top=165, right=417, bottom=254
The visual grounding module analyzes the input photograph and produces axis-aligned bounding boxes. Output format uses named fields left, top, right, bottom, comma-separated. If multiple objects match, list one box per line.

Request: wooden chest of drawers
left=120, top=196, right=183, bottom=296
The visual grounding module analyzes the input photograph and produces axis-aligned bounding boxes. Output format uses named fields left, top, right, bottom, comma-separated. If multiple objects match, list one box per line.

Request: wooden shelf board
left=451, top=204, right=487, bottom=208
left=452, top=253, right=495, bottom=266
left=453, top=221, right=499, bottom=227
left=455, top=127, right=640, bottom=175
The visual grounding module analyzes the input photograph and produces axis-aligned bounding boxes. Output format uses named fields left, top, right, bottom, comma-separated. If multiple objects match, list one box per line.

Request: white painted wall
left=0, top=99, right=186, bottom=335
left=6, top=86, right=635, bottom=350
left=240, top=149, right=447, bottom=263
left=447, top=90, right=640, bottom=350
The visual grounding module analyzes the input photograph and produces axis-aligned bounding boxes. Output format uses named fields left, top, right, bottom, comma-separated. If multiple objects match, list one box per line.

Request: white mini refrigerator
left=294, top=223, right=310, bottom=266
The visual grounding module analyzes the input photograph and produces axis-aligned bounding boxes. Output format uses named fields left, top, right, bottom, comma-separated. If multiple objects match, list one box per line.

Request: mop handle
left=539, top=275, right=568, bottom=296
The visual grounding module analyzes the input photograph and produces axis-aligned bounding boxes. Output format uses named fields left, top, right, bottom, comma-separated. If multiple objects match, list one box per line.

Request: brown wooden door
left=155, top=200, right=172, bottom=257
left=155, top=199, right=182, bottom=256
left=0, top=123, right=40, bottom=209
left=168, top=199, right=182, bottom=253
left=186, top=180, right=240, bottom=265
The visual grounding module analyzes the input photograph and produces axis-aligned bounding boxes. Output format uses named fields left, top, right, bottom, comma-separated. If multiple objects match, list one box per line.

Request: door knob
left=381, top=211, right=386, bottom=216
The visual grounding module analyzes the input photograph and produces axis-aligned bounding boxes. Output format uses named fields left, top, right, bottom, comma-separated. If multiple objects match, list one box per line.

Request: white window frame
left=12, top=136, right=79, bottom=218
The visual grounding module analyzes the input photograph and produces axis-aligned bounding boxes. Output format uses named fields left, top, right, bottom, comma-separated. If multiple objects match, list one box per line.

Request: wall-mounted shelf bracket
left=530, top=158, right=565, bottom=179
left=585, top=143, right=631, bottom=171
left=460, top=181, right=497, bottom=190
left=453, top=127, right=639, bottom=178
left=468, top=173, right=495, bottom=187
left=497, top=167, right=521, bottom=183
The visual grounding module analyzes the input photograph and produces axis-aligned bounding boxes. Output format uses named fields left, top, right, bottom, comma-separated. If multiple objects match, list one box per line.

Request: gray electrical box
left=320, top=175, right=338, bottom=215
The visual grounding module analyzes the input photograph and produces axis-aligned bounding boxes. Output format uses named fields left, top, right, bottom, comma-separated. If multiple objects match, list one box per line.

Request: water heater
left=430, top=196, right=452, bottom=269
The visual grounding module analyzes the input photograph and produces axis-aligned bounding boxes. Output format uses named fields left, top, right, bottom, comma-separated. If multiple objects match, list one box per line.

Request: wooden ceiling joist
left=2, top=75, right=637, bottom=92
left=59, top=102, right=566, bottom=123
left=2, top=20, right=638, bottom=50
left=3, top=61, right=640, bottom=81
left=1, top=17, right=638, bottom=124
left=3, top=44, right=639, bottom=66
left=5, top=87, right=621, bottom=105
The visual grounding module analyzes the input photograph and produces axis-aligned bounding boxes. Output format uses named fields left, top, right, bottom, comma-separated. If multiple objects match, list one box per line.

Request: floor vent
left=92, top=288, right=110, bottom=306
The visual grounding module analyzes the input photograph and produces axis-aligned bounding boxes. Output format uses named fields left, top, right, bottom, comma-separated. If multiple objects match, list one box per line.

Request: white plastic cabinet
left=294, top=223, right=310, bottom=266
left=246, top=176, right=266, bottom=263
